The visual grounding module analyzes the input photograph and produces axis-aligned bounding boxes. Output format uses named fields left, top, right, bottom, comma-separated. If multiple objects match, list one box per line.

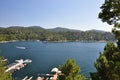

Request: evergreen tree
left=58, top=59, right=85, bottom=80
left=91, top=0, right=120, bottom=80
left=91, top=42, right=120, bottom=80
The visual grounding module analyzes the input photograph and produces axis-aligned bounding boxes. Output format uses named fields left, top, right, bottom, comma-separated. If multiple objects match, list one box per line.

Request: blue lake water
left=0, top=41, right=106, bottom=80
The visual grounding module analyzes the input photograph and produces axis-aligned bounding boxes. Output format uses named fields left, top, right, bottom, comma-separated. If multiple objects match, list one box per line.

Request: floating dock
left=5, top=59, right=32, bottom=72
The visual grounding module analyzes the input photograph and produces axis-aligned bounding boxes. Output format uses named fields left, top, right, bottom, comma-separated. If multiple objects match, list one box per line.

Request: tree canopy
left=99, top=0, right=120, bottom=25
left=99, top=0, right=120, bottom=46
left=91, top=0, right=120, bottom=80
left=91, top=42, right=120, bottom=80
left=58, top=59, right=85, bottom=80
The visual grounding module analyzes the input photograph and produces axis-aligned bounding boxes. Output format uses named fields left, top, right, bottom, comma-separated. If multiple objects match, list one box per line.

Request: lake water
left=0, top=41, right=106, bottom=80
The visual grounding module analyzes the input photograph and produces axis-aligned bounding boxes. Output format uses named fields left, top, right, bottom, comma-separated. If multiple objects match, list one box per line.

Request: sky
left=0, top=0, right=113, bottom=31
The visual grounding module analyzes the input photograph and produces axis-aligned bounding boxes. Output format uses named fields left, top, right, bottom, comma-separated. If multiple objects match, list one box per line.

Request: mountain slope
left=0, top=26, right=115, bottom=41
left=47, top=27, right=81, bottom=32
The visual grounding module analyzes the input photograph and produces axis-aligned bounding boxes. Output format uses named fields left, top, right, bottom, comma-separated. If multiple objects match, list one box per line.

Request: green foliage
left=91, top=0, right=120, bottom=80
left=91, top=42, right=120, bottom=80
left=98, top=0, right=120, bottom=48
left=58, top=58, right=85, bottom=80
left=0, top=57, right=12, bottom=80
left=99, top=0, right=120, bottom=25
left=0, top=26, right=115, bottom=42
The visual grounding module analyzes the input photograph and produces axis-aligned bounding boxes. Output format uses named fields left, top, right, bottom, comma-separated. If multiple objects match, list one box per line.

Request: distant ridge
left=0, top=26, right=110, bottom=32
left=8, top=26, right=45, bottom=30
left=47, top=27, right=81, bottom=32
left=0, top=26, right=115, bottom=42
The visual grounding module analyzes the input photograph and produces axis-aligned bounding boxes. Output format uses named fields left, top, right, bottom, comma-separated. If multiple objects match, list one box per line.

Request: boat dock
left=5, top=59, right=32, bottom=72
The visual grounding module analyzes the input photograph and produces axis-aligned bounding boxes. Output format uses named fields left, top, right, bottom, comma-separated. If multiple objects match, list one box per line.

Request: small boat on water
left=27, top=76, right=33, bottom=80
left=22, top=76, right=33, bottom=80
left=16, top=46, right=26, bottom=49
left=23, top=59, right=32, bottom=64
left=22, top=76, right=28, bottom=80
left=2, top=59, right=8, bottom=62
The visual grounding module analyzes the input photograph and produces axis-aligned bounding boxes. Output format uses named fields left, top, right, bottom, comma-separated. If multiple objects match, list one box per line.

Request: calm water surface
left=0, top=41, right=106, bottom=79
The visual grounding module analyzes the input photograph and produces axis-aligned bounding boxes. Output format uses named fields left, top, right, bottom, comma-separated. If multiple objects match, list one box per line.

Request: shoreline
left=0, top=40, right=19, bottom=43
left=0, top=40, right=112, bottom=44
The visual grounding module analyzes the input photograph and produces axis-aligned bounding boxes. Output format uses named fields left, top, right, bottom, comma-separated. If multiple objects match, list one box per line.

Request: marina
left=0, top=41, right=106, bottom=79
left=5, top=59, right=32, bottom=72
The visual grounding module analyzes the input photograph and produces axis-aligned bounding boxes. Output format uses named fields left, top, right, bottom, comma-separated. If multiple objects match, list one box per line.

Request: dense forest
left=0, top=26, right=115, bottom=42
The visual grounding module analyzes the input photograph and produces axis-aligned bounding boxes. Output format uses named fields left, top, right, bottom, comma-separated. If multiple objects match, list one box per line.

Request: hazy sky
left=0, top=0, right=113, bottom=31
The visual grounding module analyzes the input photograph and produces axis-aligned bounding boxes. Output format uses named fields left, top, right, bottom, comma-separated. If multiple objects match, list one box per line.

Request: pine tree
left=91, top=0, right=120, bottom=80
left=58, top=59, right=85, bottom=80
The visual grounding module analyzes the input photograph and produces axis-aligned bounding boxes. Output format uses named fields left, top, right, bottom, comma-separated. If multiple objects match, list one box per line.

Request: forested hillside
left=0, top=26, right=115, bottom=42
